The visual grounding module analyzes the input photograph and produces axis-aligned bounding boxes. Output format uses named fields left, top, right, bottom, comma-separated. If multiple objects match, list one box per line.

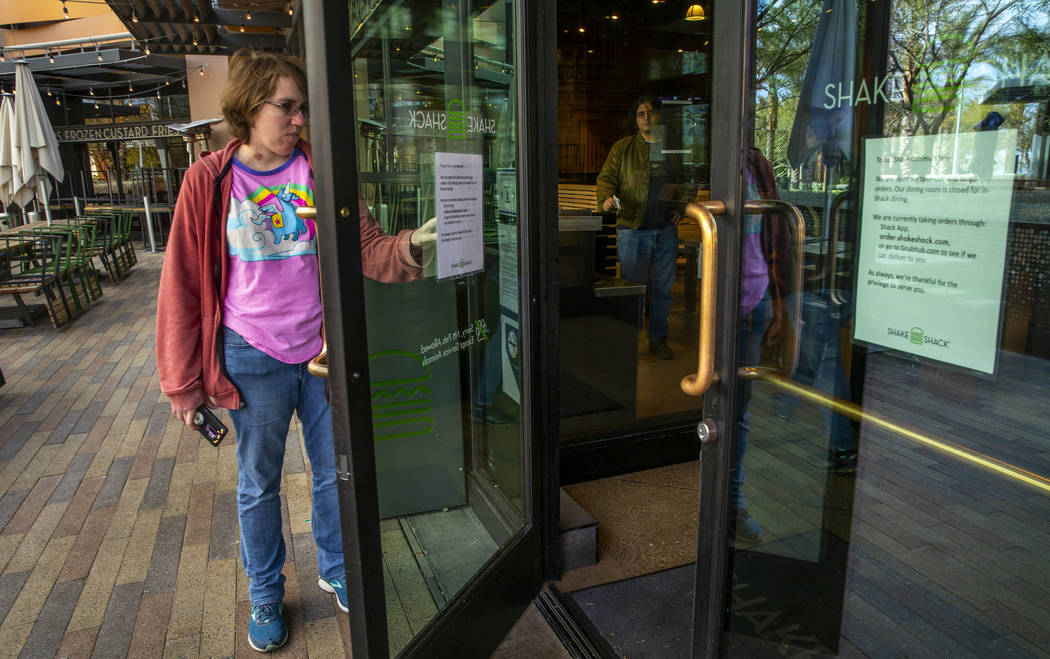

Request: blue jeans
left=730, top=295, right=769, bottom=510
left=618, top=225, right=678, bottom=339
left=223, top=327, right=343, bottom=606
left=777, top=291, right=856, bottom=453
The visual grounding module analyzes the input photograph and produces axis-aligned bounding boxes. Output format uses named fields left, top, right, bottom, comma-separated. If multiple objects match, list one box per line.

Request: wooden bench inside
left=558, top=184, right=599, bottom=212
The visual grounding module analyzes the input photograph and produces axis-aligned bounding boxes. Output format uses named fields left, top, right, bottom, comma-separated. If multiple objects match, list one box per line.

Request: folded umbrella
left=0, top=93, right=16, bottom=210
left=13, top=61, right=65, bottom=223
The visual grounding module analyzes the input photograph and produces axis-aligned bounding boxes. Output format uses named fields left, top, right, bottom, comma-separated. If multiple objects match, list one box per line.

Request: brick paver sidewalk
left=0, top=252, right=350, bottom=657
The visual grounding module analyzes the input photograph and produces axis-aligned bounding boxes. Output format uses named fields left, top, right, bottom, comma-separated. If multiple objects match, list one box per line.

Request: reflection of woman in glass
left=156, top=50, right=434, bottom=652
left=731, top=147, right=793, bottom=544
left=597, top=95, right=684, bottom=360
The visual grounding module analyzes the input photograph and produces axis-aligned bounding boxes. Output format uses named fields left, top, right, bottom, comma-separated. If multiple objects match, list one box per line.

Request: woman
left=156, top=49, right=434, bottom=652
left=596, top=95, right=684, bottom=360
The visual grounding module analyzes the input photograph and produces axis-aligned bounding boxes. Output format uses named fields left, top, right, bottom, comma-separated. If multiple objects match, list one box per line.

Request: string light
left=63, top=1, right=70, bottom=19
left=287, top=2, right=293, bottom=15
left=89, top=87, right=95, bottom=96
left=245, top=11, right=252, bottom=20
left=131, top=9, right=138, bottom=22
left=192, top=37, right=198, bottom=46
left=48, top=51, right=56, bottom=64
left=96, top=46, right=103, bottom=61
left=193, top=10, right=200, bottom=22
left=239, top=21, right=246, bottom=32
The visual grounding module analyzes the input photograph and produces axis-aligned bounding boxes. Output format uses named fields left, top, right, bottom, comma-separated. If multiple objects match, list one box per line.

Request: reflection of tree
left=984, top=28, right=1050, bottom=173
left=754, top=0, right=821, bottom=178
left=886, top=0, right=1049, bottom=137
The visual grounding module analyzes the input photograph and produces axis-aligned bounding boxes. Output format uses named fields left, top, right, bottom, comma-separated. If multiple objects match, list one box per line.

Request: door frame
left=692, top=0, right=756, bottom=655
left=302, top=0, right=557, bottom=654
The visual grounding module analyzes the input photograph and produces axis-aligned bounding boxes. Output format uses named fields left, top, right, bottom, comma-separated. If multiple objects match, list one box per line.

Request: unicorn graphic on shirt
left=258, top=184, right=308, bottom=243
left=226, top=183, right=316, bottom=262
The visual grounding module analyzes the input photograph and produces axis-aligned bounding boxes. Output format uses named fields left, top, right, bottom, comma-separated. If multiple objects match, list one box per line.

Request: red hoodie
left=156, top=139, right=422, bottom=413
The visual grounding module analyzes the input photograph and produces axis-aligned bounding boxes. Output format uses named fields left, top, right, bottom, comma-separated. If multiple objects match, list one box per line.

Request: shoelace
left=252, top=602, right=280, bottom=624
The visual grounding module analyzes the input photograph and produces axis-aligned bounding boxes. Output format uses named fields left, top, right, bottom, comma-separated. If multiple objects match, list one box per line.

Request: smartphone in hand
left=193, top=407, right=228, bottom=447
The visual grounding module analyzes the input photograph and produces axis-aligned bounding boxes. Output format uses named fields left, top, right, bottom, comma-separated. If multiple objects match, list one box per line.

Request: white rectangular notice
left=854, top=130, right=1017, bottom=374
left=435, top=152, right=484, bottom=279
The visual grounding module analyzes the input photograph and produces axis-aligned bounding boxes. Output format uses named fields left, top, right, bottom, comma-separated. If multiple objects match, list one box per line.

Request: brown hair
left=221, top=49, right=308, bottom=141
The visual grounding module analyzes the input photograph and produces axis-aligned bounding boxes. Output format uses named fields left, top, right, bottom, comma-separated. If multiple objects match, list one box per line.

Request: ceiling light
left=192, top=37, right=198, bottom=46
left=89, top=87, right=95, bottom=96
left=129, top=81, right=133, bottom=92
left=287, top=2, right=293, bottom=15
left=685, top=4, right=706, bottom=20
left=193, top=10, right=200, bottom=22
left=63, top=1, right=70, bottom=19
left=145, top=45, right=151, bottom=54
left=245, top=12, right=252, bottom=20
left=132, top=9, right=139, bottom=22
left=48, top=51, right=56, bottom=64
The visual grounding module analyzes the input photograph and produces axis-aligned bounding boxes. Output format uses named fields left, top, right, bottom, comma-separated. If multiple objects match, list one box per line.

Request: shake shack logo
left=887, top=326, right=950, bottom=349
left=402, top=98, right=497, bottom=137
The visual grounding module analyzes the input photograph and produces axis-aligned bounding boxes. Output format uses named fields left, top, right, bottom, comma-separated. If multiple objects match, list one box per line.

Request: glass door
left=303, top=0, right=550, bottom=656
left=695, top=0, right=1050, bottom=655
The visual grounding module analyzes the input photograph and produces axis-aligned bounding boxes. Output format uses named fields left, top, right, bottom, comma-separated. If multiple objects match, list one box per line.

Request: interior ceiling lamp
left=685, top=4, right=706, bottom=20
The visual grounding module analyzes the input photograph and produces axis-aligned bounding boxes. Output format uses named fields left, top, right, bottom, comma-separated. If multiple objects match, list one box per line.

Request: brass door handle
left=295, top=205, right=328, bottom=378
left=827, top=194, right=848, bottom=307
left=741, top=199, right=806, bottom=379
left=308, top=342, right=328, bottom=378
left=680, top=200, right=723, bottom=397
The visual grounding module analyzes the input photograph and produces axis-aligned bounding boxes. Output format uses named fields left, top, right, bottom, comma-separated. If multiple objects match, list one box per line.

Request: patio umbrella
left=12, top=61, right=65, bottom=224
left=0, top=93, right=18, bottom=212
left=786, top=0, right=856, bottom=171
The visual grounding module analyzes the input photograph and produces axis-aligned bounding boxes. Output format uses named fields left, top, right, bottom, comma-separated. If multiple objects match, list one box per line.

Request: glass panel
left=347, top=0, right=525, bottom=654
left=727, top=0, right=1050, bottom=655
left=552, top=2, right=713, bottom=656
left=556, top=2, right=711, bottom=439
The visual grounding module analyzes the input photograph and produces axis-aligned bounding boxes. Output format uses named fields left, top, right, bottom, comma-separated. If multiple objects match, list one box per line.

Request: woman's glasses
left=260, top=100, right=309, bottom=119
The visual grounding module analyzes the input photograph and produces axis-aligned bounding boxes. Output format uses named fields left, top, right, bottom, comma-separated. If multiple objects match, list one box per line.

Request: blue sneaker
left=318, top=576, right=349, bottom=613
left=249, top=602, right=287, bottom=653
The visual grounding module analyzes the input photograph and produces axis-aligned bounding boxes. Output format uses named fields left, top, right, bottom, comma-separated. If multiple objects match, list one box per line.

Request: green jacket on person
left=596, top=133, right=686, bottom=229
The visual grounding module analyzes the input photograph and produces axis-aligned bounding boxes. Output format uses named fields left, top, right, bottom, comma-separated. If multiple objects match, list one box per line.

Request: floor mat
left=560, top=371, right=622, bottom=418
left=570, top=564, right=694, bottom=657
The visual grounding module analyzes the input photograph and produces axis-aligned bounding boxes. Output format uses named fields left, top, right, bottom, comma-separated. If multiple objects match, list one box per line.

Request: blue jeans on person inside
left=223, top=327, right=343, bottom=606
left=730, top=294, right=770, bottom=510
left=618, top=225, right=678, bottom=340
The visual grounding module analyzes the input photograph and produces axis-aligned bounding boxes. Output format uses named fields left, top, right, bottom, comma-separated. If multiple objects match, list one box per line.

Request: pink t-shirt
left=223, top=149, right=323, bottom=364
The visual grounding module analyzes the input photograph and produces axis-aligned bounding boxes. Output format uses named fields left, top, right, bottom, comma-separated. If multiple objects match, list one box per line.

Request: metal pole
left=74, top=196, right=81, bottom=216
left=143, top=196, right=156, bottom=253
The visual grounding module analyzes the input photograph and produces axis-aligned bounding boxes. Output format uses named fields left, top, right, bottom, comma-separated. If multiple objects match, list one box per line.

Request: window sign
left=853, top=130, right=1017, bottom=374
left=435, top=151, right=485, bottom=279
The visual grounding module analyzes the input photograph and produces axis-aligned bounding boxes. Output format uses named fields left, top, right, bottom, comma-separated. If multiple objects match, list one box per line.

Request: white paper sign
left=435, top=152, right=484, bottom=279
left=854, top=130, right=1017, bottom=374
